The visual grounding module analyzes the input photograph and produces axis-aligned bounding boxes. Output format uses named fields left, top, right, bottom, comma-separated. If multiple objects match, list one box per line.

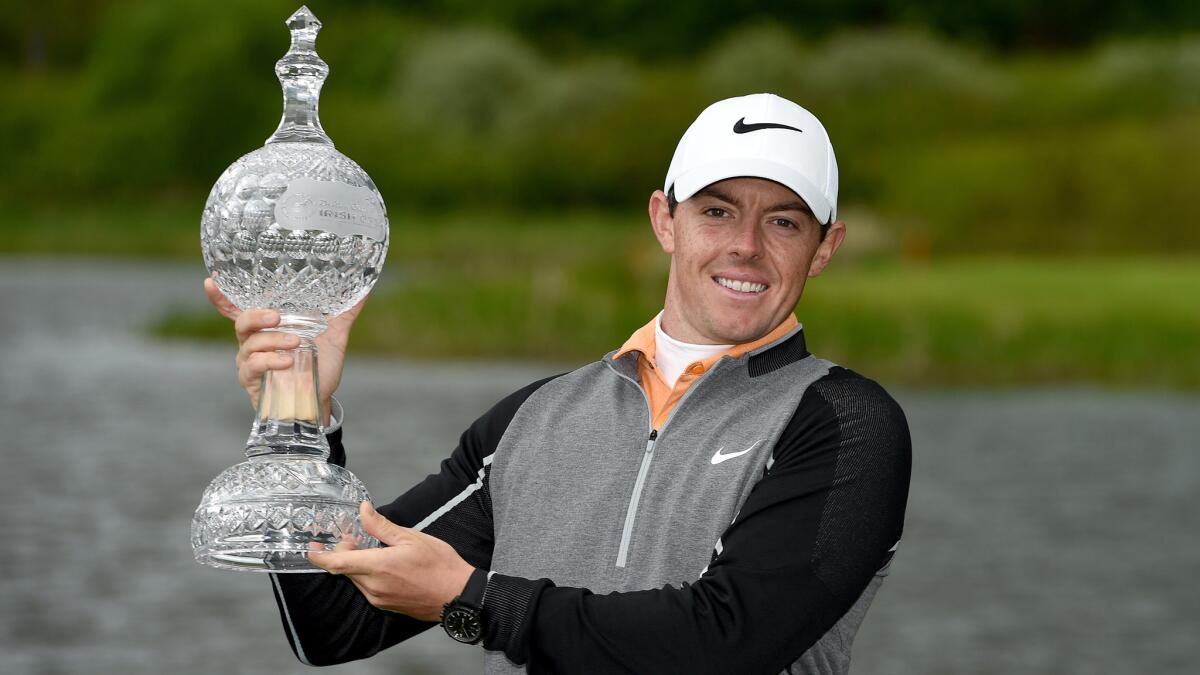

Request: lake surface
left=1, top=258, right=1196, bottom=674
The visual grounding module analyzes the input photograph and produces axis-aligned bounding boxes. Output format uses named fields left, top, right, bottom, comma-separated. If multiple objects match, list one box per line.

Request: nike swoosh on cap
left=732, top=118, right=803, bottom=134
left=710, top=439, right=765, bottom=465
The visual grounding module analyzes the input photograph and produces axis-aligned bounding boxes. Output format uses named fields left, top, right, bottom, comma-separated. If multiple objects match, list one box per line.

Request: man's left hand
left=309, top=502, right=475, bottom=622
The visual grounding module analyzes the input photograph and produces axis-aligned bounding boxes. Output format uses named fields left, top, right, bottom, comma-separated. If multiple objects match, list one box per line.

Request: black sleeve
left=480, top=368, right=912, bottom=674
left=268, top=375, right=560, bottom=667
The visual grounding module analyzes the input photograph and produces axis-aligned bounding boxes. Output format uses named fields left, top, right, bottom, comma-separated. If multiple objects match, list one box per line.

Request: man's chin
left=709, top=318, right=773, bottom=345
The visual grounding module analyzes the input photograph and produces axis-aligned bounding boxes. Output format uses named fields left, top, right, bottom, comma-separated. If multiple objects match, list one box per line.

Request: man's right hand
left=204, top=277, right=367, bottom=422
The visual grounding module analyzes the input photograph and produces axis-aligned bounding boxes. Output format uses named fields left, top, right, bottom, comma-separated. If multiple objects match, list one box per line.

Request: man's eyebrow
left=695, top=187, right=814, bottom=218
left=767, top=200, right=815, bottom=218
left=694, top=186, right=740, bottom=206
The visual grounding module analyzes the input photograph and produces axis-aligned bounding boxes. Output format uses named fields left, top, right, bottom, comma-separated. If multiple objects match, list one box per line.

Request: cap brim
left=670, top=158, right=834, bottom=224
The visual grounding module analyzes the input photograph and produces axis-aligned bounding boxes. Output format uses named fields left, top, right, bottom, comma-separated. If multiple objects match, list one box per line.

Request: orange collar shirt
left=613, top=312, right=801, bottom=430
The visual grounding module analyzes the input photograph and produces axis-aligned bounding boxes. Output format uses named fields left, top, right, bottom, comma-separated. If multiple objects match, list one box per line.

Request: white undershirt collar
left=653, top=311, right=731, bottom=388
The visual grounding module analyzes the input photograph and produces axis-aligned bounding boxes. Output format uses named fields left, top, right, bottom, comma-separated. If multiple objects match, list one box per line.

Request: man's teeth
left=716, top=277, right=767, bottom=293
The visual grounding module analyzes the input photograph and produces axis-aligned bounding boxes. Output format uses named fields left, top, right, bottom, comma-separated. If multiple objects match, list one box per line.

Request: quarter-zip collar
left=609, top=313, right=802, bottom=430
left=613, top=312, right=800, bottom=368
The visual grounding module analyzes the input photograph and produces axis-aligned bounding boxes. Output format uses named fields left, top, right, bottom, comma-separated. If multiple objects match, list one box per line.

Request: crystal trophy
left=192, top=6, right=388, bottom=572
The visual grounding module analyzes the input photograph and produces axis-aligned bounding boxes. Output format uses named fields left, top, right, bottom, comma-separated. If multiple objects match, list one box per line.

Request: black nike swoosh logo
left=733, top=118, right=803, bottom=134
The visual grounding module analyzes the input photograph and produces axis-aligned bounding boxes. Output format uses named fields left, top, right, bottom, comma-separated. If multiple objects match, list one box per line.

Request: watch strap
left=455, top=567, right=489, bottom=611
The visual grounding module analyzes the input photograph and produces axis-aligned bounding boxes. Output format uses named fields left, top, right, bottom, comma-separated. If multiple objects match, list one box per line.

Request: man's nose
left=728, top=218, right=764, bottom=260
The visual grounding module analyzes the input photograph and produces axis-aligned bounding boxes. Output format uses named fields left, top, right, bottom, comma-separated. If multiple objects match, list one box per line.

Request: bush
left=697, top=23, right=810, bottom=99
left=4, top=9, right=1200, bottom=254
left=881, top=114, right=1200, bottom=254
left=1082, top=37, right=1200, bottom=113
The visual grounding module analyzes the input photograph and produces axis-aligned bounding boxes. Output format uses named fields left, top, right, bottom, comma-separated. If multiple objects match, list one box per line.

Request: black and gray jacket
left=270, top=325, right=912, bottom=674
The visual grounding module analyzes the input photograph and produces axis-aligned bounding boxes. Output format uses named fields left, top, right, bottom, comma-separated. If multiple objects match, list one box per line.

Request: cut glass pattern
left=192, top=6, right=387, bottom=572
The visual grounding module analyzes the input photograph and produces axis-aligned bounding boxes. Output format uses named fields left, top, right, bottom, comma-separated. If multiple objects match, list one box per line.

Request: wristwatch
left=441, top=568, right=488, bottom=644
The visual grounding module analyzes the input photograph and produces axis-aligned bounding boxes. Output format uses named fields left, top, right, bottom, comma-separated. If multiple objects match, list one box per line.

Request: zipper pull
left=649, top=429, right=658, bottom=441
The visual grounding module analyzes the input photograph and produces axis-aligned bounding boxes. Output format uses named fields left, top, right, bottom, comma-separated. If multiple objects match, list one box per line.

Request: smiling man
left=210, top=93, right=912, bottom=674
left=652, top=176, right=842, bottom=346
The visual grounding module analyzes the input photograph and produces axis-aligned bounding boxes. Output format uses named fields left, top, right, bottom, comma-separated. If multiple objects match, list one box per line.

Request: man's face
left=649, top=177, right=845, bottom=345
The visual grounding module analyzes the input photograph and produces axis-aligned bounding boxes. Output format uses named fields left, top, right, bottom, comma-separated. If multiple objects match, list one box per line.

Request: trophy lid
left=267, top=6, right=333, bottom=146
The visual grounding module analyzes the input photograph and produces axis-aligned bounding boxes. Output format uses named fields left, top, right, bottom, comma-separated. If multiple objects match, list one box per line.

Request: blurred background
left=1, top=0, right=1197, bottom=673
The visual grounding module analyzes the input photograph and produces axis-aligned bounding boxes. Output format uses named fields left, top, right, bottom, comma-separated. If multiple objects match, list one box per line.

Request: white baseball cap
left=664, top=93, right=839, bottom=224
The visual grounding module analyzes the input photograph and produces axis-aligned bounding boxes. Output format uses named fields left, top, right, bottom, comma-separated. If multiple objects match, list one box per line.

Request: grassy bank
left=139, top=214, right=1200, bottom=389
left=803, top=258, right=1200, bottom=388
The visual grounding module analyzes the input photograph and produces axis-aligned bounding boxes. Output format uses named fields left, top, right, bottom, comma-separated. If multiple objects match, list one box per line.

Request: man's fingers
left=308, top=549, right=351, bottom=575
left=334, top=537, right=360, bottom=553
left=240, top=351, right=293, bottom=386
left=359, top=502, right=409, bottom=547
left=325, top=295, right=368, bottom=341
left=305, top=537, right=358, bottom=565
left=307, top=506, right=394, bottom=575
left=309, top=546, right=386, bottom=577
left=203, top=277, right=241, bottom=321
left=234, top=308, right=282, bottom=344
left=239, top=331, right=301, bottom=364
left=308, top=548, right=362, bottom=575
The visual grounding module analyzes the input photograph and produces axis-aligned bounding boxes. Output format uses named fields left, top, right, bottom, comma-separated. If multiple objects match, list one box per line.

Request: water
left=1, top=258, right=1197, bottom=674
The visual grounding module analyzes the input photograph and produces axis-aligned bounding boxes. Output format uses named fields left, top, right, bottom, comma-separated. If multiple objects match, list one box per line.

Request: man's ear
left=648, top=190, right=675, bottom=255
left=807, top=220, right=846, bottom=278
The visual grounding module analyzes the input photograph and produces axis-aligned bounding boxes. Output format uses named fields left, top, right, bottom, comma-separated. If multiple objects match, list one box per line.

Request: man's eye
left=771, top=218, right=798, bottom=229
left=703, top=207, right=729, bottom=218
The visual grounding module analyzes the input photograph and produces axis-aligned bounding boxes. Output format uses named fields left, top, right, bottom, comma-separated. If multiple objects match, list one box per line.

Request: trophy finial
left=286, top=6, right=321, bottom=35
left=267, top=6, right=332, bottom=145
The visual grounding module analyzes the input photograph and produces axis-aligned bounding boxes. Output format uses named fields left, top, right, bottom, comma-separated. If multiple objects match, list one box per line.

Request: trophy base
left=193, top=498, right=364, bottom=573
left=192, top=458, right=378, bottom=573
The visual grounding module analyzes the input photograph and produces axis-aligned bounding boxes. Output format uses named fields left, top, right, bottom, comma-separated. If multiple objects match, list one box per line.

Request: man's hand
left=203, top=277, right=366, bottom=421
left=310, top=502, right=475, bottom=622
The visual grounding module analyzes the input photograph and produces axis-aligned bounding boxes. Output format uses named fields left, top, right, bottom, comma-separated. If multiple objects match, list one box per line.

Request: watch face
left=444, top=607, right=482, bottom=644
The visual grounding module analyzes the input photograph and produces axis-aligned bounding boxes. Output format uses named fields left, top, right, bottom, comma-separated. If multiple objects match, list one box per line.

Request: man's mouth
left=713, top=276, right=768, bottom=294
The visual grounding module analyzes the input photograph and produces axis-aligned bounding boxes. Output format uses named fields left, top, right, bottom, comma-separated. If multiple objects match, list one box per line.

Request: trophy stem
left=246, top=333, right=328, bottom=460
left=193, top=325, right=379, bottom=572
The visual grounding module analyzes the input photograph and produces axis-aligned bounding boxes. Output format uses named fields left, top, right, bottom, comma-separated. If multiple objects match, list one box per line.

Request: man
left=206, top=93, right=911, bottom=674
